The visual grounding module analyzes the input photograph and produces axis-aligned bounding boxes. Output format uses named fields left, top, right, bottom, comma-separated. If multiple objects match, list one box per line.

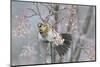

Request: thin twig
left=36, top=3, right=44, bottom=22
left=25, top=14, right=38, bottom=18
left=27, top=8, right=38, bottom=14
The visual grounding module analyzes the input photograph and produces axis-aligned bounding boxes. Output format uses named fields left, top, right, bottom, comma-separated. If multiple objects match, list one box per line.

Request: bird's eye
left=38, top=23, right=42, bottom=27
left=39, top=25, right=41, bottom=27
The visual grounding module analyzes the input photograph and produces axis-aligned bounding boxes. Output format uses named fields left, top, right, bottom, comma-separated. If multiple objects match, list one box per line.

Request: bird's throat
left=40, top=29, right=52, bottom=38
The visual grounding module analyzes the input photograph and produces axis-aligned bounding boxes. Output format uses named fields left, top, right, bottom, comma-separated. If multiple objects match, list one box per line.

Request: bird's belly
left=46, top=32, right=54, bottom=42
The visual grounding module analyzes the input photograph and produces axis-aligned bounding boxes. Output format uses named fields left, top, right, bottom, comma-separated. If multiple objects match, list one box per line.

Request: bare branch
left=40, top=3, right=68, bottom=15
left=40, top=3, right=53, bottom=12
left=39, top=3, right=54, bottom=22
left=82, top=48, right=95, bottom=60
left=57, top=16, right=67, bottom=24
left=45, top=12, right=54, bottom=22
left=27, top=3, right=68, bottom=23
left=25, top=8, right=38, bottom=18
left=71, top=7, right=94, bottom=61
left=27, top=8, right=38, bottom=14
left=35, top=3, right=44, bottom=22
left=25, top=3, right=44, bottom=22
left=25, top=14, right=38, bottom=18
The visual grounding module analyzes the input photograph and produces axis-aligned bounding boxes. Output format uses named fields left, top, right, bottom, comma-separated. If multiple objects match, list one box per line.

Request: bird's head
left=37, top=22, right=52, bottom=37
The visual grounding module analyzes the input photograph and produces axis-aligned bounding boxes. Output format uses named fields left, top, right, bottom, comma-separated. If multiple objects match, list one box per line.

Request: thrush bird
left=37, top=22, right=72, bottom=56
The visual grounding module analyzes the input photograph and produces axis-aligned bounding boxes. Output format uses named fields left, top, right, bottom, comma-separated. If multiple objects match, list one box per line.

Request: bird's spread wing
left=47, top=30, right=72, bottom=56
left=54, top=33, right=72, bottom=56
